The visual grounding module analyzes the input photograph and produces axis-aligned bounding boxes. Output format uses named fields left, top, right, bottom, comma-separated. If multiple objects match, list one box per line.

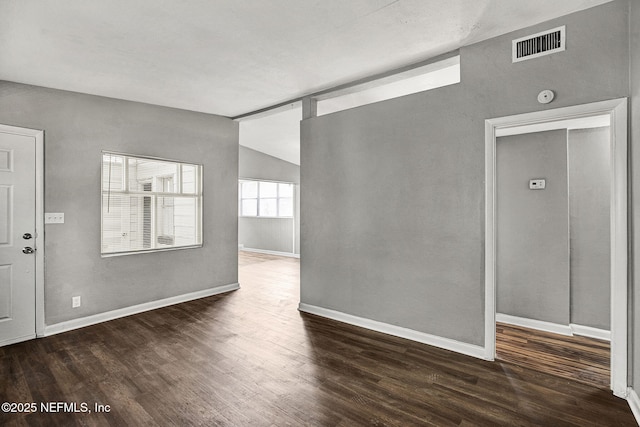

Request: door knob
left=22, top=247, right=34, bottom=254
left=23, top=233, right=33, bottom=240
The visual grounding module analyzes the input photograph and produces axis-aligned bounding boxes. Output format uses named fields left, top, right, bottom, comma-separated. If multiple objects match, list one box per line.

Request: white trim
left=627, top=388, right=640, bottom=423
left=0, top=124, right=46, bottom=338
left=34, top=130, right=45, bottom=337
left=495, top=114, right=610, bottom=137
left=484, top=119, right=497, bottom=361
left=496, top=313, right=572, bottom=336
left=484, top=98, right=628, bottom=397
left=298, top=303, right=485, bottom=360
left=570, top=323, right=611, bottom=341
left=44, top=283, right=239, bottom=336
left=100, top=244, right=203, bottom=258
left=0, top=333, right=36, bottom=347
left=241, top=247, right=300, bottom=259
left=609, top=98, right=628, bottom=398
left=238, top=215, right=295, bottom=219
left=496, top=315, right=612, bottom=341
left=100, top=149, right=203, bottom=166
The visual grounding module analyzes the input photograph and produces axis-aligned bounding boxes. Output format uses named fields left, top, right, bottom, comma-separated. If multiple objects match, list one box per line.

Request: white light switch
left=529, top=179, right=546, bottom=190
left=45, top=212, right=65, bottom=224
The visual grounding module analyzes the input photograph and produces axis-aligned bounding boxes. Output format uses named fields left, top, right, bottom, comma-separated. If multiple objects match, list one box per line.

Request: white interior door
left=0, top=129, right=37, bottom=346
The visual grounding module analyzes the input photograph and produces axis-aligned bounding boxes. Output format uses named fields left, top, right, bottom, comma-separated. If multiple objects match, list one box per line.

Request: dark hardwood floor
left=496, top=322, right=611, bottom=389
left=0, top=252, right=635, bottom=426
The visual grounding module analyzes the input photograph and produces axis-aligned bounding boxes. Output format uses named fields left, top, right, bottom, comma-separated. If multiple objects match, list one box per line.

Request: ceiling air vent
left=512, top=26, right=565, bottom=63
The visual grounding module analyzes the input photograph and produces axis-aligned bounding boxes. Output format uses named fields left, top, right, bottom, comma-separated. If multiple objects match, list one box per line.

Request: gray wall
left=0, top=81, right=239, bottom=325
left=301, top=1, right=629, bottom=346
left=568, top=127, right=610, bottom=330
left=496, top=130, right=570, bottom=325
left=239, top=217, right=295, bottom=253
left=631, top=0, right=640, bottom=391
left=496, top=127, right=611, bottom=329
left=239, top=145, right=300, bottom=254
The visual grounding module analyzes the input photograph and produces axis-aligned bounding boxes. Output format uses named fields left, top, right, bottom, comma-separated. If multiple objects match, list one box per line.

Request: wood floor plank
left=0, top=252, right=635, bottom=425
left=496, top=322, right=611, bottom=389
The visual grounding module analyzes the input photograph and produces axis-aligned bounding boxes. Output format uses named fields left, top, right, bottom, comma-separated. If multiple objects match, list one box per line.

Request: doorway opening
left=484, top=98, right=628, bottom=398
left=236, top=104, right=301, bottom=260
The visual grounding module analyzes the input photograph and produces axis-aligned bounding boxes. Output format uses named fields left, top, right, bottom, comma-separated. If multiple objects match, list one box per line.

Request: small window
left=239, top=179, right=294, bottom=218
left=101, top=152, right=202, bottom=256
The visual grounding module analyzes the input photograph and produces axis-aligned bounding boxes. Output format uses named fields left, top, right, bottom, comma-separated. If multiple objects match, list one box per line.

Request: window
left=101, top=152, right=202, bottom=256
left=239, top=180, right=293, bottom=217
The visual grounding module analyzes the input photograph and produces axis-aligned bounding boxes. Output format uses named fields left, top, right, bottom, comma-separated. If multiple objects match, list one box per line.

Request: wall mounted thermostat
left=537, top=90, right=555, bottom=104
left=529, top=179, right=546, bottom=190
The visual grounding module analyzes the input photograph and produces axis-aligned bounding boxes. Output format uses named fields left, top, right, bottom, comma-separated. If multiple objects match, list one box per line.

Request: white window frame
left=239, top=179, right=294, bottom=218
left=101, top=151, right=203, bottom=257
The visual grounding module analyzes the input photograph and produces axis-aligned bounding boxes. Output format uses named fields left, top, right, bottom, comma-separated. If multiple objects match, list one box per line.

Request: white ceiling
left=0, top=0, right=612, bottom=162
left=239, top=104, right=302, bottom=165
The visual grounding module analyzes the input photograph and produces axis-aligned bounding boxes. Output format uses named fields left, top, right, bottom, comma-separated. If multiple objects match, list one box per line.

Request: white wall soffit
left=317, top=56, right=461, bottom=116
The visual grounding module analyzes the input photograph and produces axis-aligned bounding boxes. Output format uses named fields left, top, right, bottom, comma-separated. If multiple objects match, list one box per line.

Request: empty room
left=1, top=0, right=640, bottom=425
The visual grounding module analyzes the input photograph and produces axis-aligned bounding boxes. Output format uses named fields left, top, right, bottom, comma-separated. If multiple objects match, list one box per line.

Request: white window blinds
left=101, top=152, right=202, bottom=256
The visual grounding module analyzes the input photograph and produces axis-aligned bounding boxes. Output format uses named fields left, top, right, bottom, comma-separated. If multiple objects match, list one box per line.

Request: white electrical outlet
left=45, top=213, right=65, bottom=224
left=72, top=296, right=81, bottom=308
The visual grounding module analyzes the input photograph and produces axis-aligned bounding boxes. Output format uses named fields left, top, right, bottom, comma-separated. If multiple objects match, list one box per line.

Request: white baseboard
left=241, top=247, right=300, bottom=259
left=44, top=283, right=240, bottom=337
left=627, top=388, right=640, bottom=425
left=0, top=333, right=36, bottom=348
left=298, top=303, right=485, bottom=360
left=570, top=323, right=611, bottom=341
left=496, top=313, right=573, bottom=336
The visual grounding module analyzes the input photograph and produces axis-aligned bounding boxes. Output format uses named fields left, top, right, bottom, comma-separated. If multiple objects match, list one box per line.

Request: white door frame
left=484, top=98, right=628, bottom=398
left=0, top=124, right=45, bottom=338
